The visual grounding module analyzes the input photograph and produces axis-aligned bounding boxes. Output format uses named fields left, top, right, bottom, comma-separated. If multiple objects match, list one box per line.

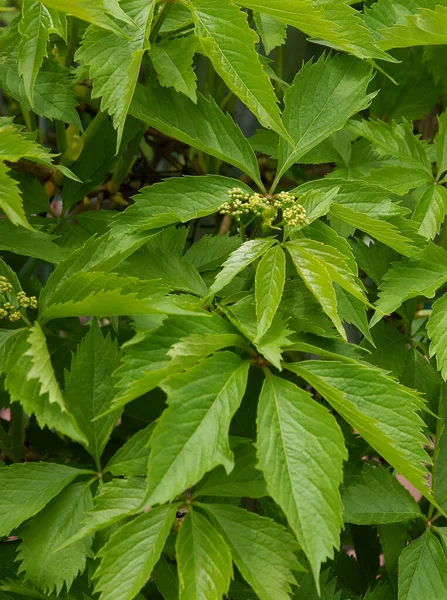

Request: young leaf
left=176, top=509, right=233, bottom=600
left=202, top=503, right=304, bottom=600
left=210, top=238, right=276, bottom=295
left=0, top=462, right=87, bottom=537
left=18, top=0, right=51, bottom=106
left=399, top=530, right=447, bottom=600
left=59, top=477, right=147, bottom=549
left=255, top=244, right=286, bottom=339
left=146, top=352, right=249, bottom=506
left=371, top=244, right=447, bottom=326
left=38, top=0, right=132, bottom=35
left=129, top=85, right=262, bottom=187
left=149, top=36, right=198, bottom=102
left=412, top=184, right=447, bottom=240
left=274, top=54, right=374, bottom=186
left=253, top=12, right=286, bottom=55
left=64, top=321, right=122, bottom=467
left=93, top=504, right=178, bottom=600
left=188, top=0, right=287, bottom=139
left=76, top=0, right=155, bottom=149
left=257, top=374, right=347, bottom=582
left=342, top=467, right=422, bottom=525
left=288, top=361, right=431, bottom=501
left=428, top=294, right=447, bottom=381
left=105, top=424, right=154, bottom=476
left=17, top=481, right=93, bottom=594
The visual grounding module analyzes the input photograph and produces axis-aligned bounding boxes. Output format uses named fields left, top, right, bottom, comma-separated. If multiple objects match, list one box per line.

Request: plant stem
left=150, top=1, right=169, bottom=42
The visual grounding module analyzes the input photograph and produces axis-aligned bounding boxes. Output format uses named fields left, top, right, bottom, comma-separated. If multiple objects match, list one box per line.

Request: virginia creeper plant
left=2, top=0, right=447, bottom=599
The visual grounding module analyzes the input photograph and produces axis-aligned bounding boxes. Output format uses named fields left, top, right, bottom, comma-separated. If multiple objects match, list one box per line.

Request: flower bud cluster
left=0, top=277, right=38, bottom=323
left=218, top=187, right=308, bottom=228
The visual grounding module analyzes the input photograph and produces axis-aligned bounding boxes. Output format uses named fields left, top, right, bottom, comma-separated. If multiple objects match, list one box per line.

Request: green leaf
left=335, top=285, right=374, bottom=346
left=112, top=176, right=254, bottom=234
left=38, top=272, right=168, bottom=322
left=176, top=509, right=233, bottom=600
left=202, top=503, right=303, bottom=600
left=399, top=530, right=447, bottom=600
left=342, top=466, right=422, bottom=525
left=436, top=110, right=447, bottom=179
left=5, top=330, right=86, bottom=443
left=76, top=0, right=155, bottom=149
left=105, top=423, right=154, bottom=476
left=0, top=462, right=86, bottom=537
left=188, top=0, right=287, bottom=139
left=349, top=118, right=432, bottom=174
left=58, top=477, right=147, bottom=549
left=112, top=313, right=237, bottom=407
left=428, top=294, right=447, bottom=380
left=329, top=204, right=419, bottom=257
left=210, top=238, right=276, bottom=295
left=412, top=184, right=447, bottom=240
left=257, top=374, right=347, bottom=581
left=149, top=36, right=198, bottom=102
left=146, top=351, right=249, bottom=506
left=255, top=244, right=286, bottom=339
left=64, top=321, right=122, bottom=467
left=371, top=243, right=447, bottom=326
left=39, top=0, right=132, bottom=35
left=378, top=522, right=408, bottom=588
left=285, top=241, right=344, bottom=338
left=93, top=504, right=178, bottom=600
left=184, top=233, right=241, bottom=273
left=253, top=12, right=287, bottom=55
left=274, top=54, right=374, bottom=186
left=129, top=84, right=262, bottom=186
left=17, top=481, right=93, bottom=594
left=18, top=0, right=51, bottom=106
left=288, top=361, right=431, bottom=501
left=194, top=439, right=267, bottom=498
left=0, top=162, right=29, bottom=230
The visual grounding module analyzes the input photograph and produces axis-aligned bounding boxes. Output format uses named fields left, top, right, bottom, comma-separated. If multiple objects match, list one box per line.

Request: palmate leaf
left=0, top=462, right=87, bottom=537
left=105, top=424, right=154, bottom=476
left=76, top=0, right=155, bottom=149
left=188, top=0, right=287, bottom=140
left=38, top=271, right=169, bottom=322
left=112, top=313, right=238, bottom=408
left=5, top=330, right=86, bottom=443
left=255, top=244, right=286, bottom=339
left=0, top=162, right=29, bottom=230
left=149, top=35, right=198, bottom=102
left=112, top=176, right=254, bottom=234
left=93, top=504, right=178, bottom=600
left=412, top=184, right=447, bottom=240
left=39, top=0, right=132, bottom=35
left=274, top=54, right=374, bottom=187
left=176, top=509, right=233, bottom=600
left=371, top=243, right=447, bottom=326
left=341, top=466, right=422, bottom=525
left=129, top=82, right=262, bottom=187
left=210, top=238, right=276, bottom=295
left=288, top=361, right=431, bottom=501
left=58, top=477, right=147, bottom=549
left=253, top=12, right=287, bottom=55
left=146, top=352, right=249, bottom=506
left=399, top=530, right=447, bottom=600
left=17, top=481, right=93, bottom=594
left=428, top=294, right=447, bottom=381
left=18, top=0, right=51, bottom=106
left=201, top=503, right=304, bottom=600
left=184, top=233, right=241, bottom=272
left=64, top=321, right=122, bottom=467
left=257, top=374, right=346, bottom=583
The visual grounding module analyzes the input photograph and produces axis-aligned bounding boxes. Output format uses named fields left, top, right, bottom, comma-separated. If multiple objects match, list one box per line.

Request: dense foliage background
left=2, top=1, right=447, bottom=599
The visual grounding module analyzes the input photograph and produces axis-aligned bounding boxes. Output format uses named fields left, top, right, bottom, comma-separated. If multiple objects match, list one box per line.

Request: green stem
left=64, top=19, right=79, bottom=68
left=9, top=403, right=25, bottom=462
left=150, top=1, right=169, bottom=42
left=21, top=106, right=37, bottom=132
left=274, top=45, right=284, bottom=97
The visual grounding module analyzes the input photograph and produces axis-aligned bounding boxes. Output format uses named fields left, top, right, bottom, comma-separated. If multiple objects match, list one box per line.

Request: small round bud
left=8, top=311, right=21, bottom=322
left=0, top=308, right=8, bottom=319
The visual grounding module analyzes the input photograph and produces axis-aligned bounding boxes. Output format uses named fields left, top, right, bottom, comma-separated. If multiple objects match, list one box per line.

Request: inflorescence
left=0, top=276, right=37, bottom=323
left=218, top=188, right=308, bottom=228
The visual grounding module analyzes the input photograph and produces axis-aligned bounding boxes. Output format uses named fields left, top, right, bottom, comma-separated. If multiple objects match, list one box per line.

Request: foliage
left=2, top=1, right=447, bottom=599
